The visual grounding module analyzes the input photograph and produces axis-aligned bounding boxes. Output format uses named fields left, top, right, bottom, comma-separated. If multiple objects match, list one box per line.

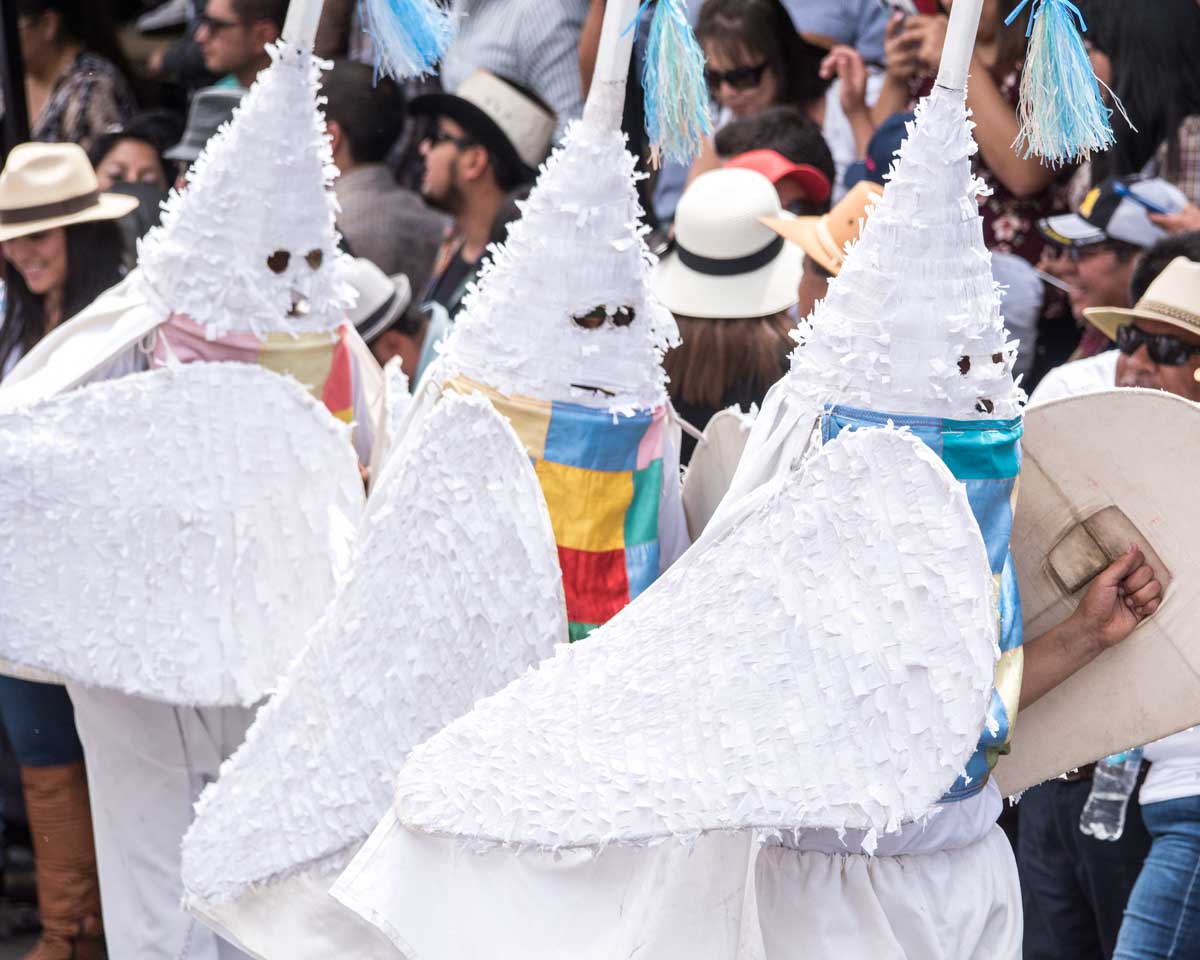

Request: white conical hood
left=435, top=0, right=678, bottom=413
left=137, top=41, right=353, bottom=338
left=787, top=11, right=1023, bottom=419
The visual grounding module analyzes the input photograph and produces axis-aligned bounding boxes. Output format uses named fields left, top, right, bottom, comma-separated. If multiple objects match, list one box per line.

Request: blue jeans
left=1116, top=795, right=1200, bottom=959
left=0, top=676, right=84, bottom=767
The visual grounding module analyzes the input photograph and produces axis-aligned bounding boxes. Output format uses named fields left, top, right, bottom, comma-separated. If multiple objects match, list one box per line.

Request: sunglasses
left=1047, top=242, right=1122, bottom=264
left=196, top=13, right=242, bottom=33
left=704, top=62, right=769, bottom=94
left=425, top=129, right=476, bottom=150
left=1116, top=323, right=1200, bottom=366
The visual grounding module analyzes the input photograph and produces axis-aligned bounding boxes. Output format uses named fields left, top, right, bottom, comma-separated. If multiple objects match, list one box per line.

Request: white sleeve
left=656, top=419, right=691, bottom=573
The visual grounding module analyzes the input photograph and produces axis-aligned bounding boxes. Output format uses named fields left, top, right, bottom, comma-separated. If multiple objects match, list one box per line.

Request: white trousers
left=67, top=684, right=256, bottom=960
left=335, top=814, right=1022, bottom=960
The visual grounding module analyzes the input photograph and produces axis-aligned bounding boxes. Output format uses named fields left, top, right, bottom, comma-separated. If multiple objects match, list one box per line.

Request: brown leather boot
left=19, top=763, right=106, bottom=960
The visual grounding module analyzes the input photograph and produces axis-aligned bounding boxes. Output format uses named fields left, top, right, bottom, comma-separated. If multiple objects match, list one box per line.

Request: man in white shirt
left=1031, top=232, right=1200, bottom=406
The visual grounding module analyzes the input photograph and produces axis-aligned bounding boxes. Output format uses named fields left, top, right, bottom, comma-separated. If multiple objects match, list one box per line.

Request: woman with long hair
left=18, top=0, right=138, bottom=151
left=696, top=0, right=830, bottom=123
left=653, top=167, right=800, bottom=464
left=688, top=0, right=852, bottom=187
left=0, top=142, right=134, bottom=960
left=1089, top=0, right=1200, bottom=203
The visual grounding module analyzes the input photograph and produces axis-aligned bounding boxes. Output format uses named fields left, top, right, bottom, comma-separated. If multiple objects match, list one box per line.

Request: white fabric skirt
left=332, top=812, right=1021, bottom=960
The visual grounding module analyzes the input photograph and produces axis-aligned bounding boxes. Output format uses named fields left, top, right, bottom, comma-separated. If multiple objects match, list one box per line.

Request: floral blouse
left=908, top=63, right=1074, bottom=265
left=31, top=52, right=136, bottom=153
left=977, top=64, right=1075, bottom=265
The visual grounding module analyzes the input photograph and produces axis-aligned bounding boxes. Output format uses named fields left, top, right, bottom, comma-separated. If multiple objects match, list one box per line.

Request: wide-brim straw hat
left=0, top=142, right=138, bottom=243
left=762, top=180, right=882, bottom=276
left=653, top=167, right=801, bottom=320
left=1084, top=256, right=1200, bottom=344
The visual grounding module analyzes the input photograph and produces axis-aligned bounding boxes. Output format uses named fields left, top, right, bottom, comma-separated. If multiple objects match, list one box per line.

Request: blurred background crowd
left=0, top=0, right=1198, bottom=957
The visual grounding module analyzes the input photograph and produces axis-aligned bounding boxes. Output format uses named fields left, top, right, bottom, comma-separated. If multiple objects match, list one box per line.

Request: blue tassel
left=1005, top=0, right=1128, bottom=167
left=358, top=0, right=453, bottom=80
left=642, top=0, right=712, bottom=167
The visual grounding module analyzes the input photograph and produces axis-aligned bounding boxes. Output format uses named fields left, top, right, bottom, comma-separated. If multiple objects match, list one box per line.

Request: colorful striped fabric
left=823, top=405, right=1024, bottom=802
left=447, top=378, right=665, bottom=641
left=151, top=314, right=356, bottom=423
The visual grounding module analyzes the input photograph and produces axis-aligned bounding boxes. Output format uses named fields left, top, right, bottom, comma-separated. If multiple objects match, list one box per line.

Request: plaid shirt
left=1152, top=115, right=1200, bottom=205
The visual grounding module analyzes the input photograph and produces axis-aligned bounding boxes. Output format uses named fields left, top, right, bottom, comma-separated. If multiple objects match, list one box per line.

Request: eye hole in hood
left=572, top=305, right=636, bottom=330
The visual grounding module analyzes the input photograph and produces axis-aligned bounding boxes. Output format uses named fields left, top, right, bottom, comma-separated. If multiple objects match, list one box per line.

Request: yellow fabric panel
left=534, top=458, right=633, bottom=552
left=443, top=376, right=552, bottom=460
left=995, top=645, right=1025, bottom=745
left=260, top=331, right=336, bottom=402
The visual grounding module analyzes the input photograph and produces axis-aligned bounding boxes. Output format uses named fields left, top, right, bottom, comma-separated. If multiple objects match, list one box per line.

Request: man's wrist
left=1062, top=610, right=1105, bottom=663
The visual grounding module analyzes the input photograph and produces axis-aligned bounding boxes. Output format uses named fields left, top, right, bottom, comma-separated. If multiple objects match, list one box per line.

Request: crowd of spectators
left=1, top=0, right=1198, bottom=957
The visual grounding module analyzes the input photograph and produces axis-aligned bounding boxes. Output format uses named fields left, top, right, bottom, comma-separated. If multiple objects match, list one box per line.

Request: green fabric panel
left=940, top=418, right=1023, bottom=480
left=624, top=460, right=662, bottom=547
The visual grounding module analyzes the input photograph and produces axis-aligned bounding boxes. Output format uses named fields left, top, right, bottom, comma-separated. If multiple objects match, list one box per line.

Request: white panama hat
left=344, top=257, right=412, bottom=344
left=653, top=167, right=802, bottom=320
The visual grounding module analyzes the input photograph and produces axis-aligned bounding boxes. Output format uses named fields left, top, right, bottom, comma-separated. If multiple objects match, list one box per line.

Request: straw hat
left=0, top=142, right=138, bottom=243
left=653, top=167, right=802, bottom=319
left=1084, top=256, right=1200, bottom=343
left=763, top=179, right=882, bottom=276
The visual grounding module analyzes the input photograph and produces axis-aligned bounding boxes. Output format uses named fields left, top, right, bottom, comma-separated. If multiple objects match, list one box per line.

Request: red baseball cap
left=724, top=149, right=832, bottom=206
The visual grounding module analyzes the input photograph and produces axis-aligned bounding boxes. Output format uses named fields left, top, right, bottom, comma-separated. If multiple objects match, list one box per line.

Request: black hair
left=1089, top=0, right=1200, bottom=183
left=486, top=184, right=533, bottom=249
left=1130, top=230, right=1200, bottom=303
left=0, top=220, right=125, bottom=377
left=696, top=0, right=831, bottom=108
left=17, top=0, right=138, bottom=89
left=486, top=146, right=532, bottom=193
left=87, top=109, right=185, bottom=182
left=231, top=0, right=290, bottom=29
left=713, top=105, right=836, bottom=212
left=323, top=60, right=406, bottom=165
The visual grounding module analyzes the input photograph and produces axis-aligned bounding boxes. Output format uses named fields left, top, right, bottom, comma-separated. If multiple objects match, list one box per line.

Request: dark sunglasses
left=704, top=62, right=769, bottom=94
left=425, top=129, right=476, bottom=150
left=1116, top=323, right=1200, bottom=366
left=1047, top=242, right=1122, bottom=264
left=196, top=13, right=242, bottom=33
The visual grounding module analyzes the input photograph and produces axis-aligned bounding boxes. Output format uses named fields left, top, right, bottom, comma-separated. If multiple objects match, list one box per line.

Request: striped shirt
left=440, top=0, right=588, bottom=136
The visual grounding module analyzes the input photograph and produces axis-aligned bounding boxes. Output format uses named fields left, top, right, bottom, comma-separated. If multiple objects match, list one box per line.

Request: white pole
left=582, top=0, right=641, bottom=129
left=936, top=0, right=984, bottom=91
left=282, top=0, right=325, bottom=49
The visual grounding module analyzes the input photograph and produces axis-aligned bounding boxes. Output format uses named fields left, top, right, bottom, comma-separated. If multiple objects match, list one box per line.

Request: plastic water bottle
left=1079, top=748, right=1144, bottom=841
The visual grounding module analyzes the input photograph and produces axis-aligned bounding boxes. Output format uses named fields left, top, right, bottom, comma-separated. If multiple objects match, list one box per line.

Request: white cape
left=180, top=391, right=566, bottom=958
left=0, top=362, right=364, bottom=705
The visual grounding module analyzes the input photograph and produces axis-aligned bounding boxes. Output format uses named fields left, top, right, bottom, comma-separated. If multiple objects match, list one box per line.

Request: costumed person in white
left=0, top=7, right=389, bottom=956
left=331, top=1, right=1163, bottom=957
left=175, top=2, right=701, bottom=955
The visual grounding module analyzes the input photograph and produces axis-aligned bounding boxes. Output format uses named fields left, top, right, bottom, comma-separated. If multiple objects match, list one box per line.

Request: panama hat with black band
left=410, top=70, right=556, bottom=183
left=0, top=142, right=139, bottom=243
left=652, top=167, right=801, bottom=320
left=344, top=256, right=414, bottom=344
